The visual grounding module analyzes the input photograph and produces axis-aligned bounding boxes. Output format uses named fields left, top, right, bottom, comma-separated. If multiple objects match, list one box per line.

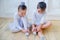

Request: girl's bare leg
left=37, top=25, right=46, bottom=40
left=42, top=21, right=52, bottom=29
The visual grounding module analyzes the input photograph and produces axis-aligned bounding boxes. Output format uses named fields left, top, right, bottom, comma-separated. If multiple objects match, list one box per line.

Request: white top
left=9, top=13, right=29, bottom=32
left=13, top=13, right=28, bottom=30
left=33, top=12, right=46, bottom=25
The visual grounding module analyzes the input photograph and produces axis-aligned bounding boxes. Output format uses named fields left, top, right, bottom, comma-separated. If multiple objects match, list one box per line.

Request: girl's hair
left=18, top=2, right=27, bottom=11
left=37, top=2, right=46, bottom=10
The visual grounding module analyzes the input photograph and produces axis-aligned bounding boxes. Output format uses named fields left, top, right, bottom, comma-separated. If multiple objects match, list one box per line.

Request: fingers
left=32, top=27, right=37, bottom=32
left=36, top=26, right=42, bottom=32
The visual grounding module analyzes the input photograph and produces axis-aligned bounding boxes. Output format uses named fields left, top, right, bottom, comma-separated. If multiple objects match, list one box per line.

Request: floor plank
left=0, top=18, right=60, bottom=40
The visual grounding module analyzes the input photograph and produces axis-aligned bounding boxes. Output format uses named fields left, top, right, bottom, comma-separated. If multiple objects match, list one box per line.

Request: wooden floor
left=0, top=18, right=60, bottom=40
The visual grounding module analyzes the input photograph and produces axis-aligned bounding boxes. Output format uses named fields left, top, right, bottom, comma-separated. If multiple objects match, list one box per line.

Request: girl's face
left=18, top=9, right=26, bottom=17
left=37, top=8, right=45, bottom=13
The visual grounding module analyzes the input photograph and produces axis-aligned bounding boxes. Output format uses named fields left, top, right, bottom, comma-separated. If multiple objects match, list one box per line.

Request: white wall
left=47, top=0, right=60, bottom=20
left=0, top=0, right=18, bottom=18
left=0, top=0, right=60, bottom=20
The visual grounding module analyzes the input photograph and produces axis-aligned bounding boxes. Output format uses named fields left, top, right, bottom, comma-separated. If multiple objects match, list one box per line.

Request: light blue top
left=33, top=12, right=46, bottom=25
left=13, top=13, right=28, bottom=30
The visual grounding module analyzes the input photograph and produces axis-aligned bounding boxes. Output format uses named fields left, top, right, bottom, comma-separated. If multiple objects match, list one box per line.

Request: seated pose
left=9, top=2, right=30, bottom=34
left=32, top=2, right=52, bottom=40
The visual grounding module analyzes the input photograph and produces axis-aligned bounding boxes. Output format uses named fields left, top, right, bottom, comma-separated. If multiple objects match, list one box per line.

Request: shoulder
left=14, top=13, right=21, bottom=19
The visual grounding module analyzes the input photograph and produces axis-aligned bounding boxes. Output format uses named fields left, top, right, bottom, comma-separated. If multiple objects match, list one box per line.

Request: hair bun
left=20, top=2, right=25, bottom=5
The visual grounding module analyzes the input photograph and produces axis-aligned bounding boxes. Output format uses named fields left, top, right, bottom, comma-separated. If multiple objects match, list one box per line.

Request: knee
left=11, top=29, right=19, bottom=33
left=47, top=21, right=52, bottom=27
left=10, top=27, right=21, bottom=33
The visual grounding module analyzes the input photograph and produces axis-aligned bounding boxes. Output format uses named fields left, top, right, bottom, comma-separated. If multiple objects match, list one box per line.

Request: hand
left=37, top=25, right=42, bottom=32
left=32, top=27, right=37, bottom=32
left=22, top=29, right=30, bottom=33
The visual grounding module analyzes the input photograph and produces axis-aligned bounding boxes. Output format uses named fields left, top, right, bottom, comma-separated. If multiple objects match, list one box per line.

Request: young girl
left=9, top=2, right=29, bottom=34
left=32, top=2, right=52, bottom=40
